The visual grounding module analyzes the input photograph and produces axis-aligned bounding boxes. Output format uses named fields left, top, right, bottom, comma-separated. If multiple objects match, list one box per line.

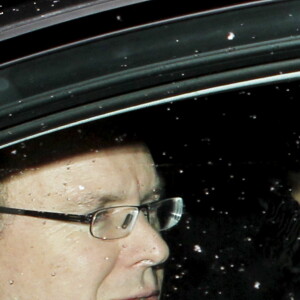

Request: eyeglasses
left=0, top=197, right=183, bottom=240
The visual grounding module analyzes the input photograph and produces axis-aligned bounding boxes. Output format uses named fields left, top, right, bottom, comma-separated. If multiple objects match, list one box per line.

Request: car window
left=2, top=74, right=300, bottom=300
left=2, top=77, right=298, bottom=299
left=132, top=79, right=300, bottom=300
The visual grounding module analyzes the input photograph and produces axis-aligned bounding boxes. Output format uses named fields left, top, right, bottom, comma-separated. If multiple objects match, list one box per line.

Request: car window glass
left=2, top=78, right=300, bottom=299
left=127, top=79, right=300, bottom=300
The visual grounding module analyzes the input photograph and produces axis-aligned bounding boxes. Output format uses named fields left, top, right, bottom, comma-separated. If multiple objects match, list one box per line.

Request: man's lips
left=118, top=290, right=160, bottom=300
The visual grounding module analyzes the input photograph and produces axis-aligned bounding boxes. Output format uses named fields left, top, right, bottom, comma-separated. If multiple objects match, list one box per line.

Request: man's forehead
left=5, top=143, right=152, bottom=176
left=73, top=180, right=164, bottom=210
left=4, top=143, right=161, bottom=210
left=45, top=145, right=156, bottom=186
left=0, top=122, right=142, bottom=180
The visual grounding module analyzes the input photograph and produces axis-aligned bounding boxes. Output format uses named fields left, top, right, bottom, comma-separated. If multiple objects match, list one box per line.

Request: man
left=0, top=124, right=183, bottom=300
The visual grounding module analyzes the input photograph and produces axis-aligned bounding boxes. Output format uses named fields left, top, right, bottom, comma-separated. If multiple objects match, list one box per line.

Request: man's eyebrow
left=97, top=195, right=123, bottom=206
left=78, top=176, right=165, bottom=208
left=77, top=193, right=122, bottom=211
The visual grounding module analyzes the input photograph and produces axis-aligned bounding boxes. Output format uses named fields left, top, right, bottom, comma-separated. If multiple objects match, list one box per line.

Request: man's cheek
left=47, top=227, right=120, bottom=279
left=157, top=268, right=165, bottom=290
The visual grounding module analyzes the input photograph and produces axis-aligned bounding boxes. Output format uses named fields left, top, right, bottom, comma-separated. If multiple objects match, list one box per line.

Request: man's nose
left=124, top=213, right=170, bottom=267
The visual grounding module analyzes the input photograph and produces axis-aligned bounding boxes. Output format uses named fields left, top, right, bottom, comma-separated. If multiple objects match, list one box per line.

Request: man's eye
left=94, top=210, right=111, bottom=222
left=152, top=194, right=161, bottom=202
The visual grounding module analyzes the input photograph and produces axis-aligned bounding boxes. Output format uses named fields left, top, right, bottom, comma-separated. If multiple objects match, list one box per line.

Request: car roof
left=0, top=0, right=149, bottom=41
left=0, top=0, right=271, bottom=41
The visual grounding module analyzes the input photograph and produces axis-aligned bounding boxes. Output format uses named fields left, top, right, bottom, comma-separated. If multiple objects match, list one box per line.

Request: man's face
left=0, top=144, right=169, bottom=300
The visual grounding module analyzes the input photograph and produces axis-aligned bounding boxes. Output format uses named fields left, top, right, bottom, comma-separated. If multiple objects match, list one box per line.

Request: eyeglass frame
left=0, top=197, right=183, bottom=240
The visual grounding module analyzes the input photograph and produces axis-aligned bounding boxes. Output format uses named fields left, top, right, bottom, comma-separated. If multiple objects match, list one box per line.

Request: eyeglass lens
left=90, top=198, right=183, bottom=240
left=149, top=198, right=183, bottom=231
left=91, top=207, right=139, bottom=240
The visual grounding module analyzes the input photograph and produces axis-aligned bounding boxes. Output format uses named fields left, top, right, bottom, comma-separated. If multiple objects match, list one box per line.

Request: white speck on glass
left=193, top=245, right=202, bottom=253
left=227, top=32, right=235, bottom=40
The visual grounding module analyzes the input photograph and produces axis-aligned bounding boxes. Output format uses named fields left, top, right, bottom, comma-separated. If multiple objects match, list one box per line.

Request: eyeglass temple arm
left=0, top=206, right=91, bottom=223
